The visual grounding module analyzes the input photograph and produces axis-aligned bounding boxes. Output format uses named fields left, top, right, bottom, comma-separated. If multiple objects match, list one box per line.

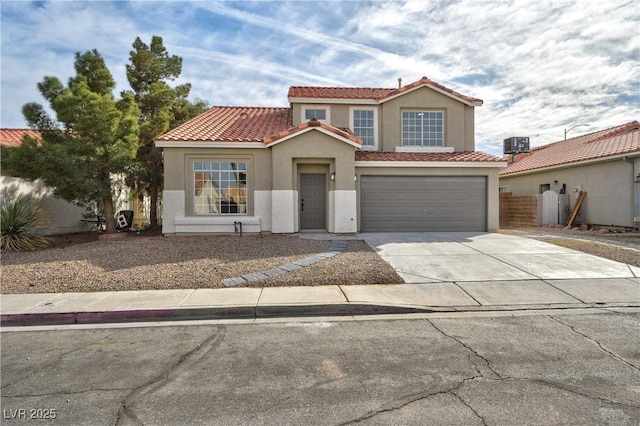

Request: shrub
left=1, top=196, right=51, bottom=251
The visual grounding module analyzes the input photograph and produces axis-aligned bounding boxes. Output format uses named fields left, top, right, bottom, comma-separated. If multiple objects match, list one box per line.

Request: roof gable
left=264, top=118, right=361, bottom=148
left=288, top=77, right=483, bottom=106
left=500, top=121, right=640, bottom=175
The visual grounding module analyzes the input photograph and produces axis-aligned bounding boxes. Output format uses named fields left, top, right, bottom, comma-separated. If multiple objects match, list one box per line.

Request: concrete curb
left=0, top=304, right=432, bottom=326
left=2, top=302, right=638, bottom=327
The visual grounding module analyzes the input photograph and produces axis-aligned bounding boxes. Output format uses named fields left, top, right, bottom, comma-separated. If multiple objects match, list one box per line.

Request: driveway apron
left=361, top=232, right=638, bottom=284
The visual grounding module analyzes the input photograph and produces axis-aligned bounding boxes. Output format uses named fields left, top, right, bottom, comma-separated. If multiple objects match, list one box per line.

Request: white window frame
left=401, top=110, right=445, bottom=147
left=350, top=106, right=378, bottom=150
left=192, top=160, right=248, bottom=216
left=302, top=104, right=331, bottom=124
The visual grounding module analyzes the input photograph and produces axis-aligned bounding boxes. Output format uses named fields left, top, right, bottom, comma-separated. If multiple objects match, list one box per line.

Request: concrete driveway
left=362, top=232, right=640, bottom=283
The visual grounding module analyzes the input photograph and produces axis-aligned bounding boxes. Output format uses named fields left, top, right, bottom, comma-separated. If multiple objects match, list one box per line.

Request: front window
left=304, top=109, right=326, bottom=120
left=353, top=109, right=375, bottom=146
left=402, top=111, right=444, bottom=146
left=194, top=161, right=247, bottom=215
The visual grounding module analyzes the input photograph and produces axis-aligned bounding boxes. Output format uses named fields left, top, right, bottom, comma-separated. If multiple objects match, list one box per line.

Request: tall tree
left=3, top=50, right=139, bottom=234
left=124, top=36, right=207, bottom=228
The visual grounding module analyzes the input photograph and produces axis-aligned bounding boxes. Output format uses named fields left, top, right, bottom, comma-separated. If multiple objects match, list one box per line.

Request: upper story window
left=351, top=108, right=376, bottom=147
left=302, top=105, right=330, bottom=124
left=193, top=161, right=247, bottom=215
left=402, top=110, right=444, bottom=146
left=305, top=109, right=326, bottom=120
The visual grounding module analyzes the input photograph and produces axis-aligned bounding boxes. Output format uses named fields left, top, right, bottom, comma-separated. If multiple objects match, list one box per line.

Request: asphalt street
left=1, top=311, right=639, bottom=425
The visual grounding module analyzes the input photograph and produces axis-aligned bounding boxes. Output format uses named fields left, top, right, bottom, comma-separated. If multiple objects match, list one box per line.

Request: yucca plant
left=1, top=196, right=51, bottom=251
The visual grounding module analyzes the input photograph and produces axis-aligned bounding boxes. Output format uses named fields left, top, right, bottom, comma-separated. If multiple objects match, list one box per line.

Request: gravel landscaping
left=1, top=234, right=404, bottom=294
left=500, top=228, right=640, bottom=267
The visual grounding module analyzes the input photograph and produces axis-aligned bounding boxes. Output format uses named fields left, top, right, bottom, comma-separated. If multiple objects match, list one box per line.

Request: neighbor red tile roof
left=500, top=121, right=640, bottom=175
left=264, top=118, right=361, bottom=146
left=288, top=77, right=483, bottom=105
left=0, top=128, right=41, bottom=147
left=356, top=151, right=504, bottom=162
left=156, top=107, right=292, bottom=142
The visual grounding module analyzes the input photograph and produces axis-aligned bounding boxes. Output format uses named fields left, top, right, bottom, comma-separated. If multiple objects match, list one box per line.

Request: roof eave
left=499, top=151, right=640, bottom=177
left=155, top=141, right=267, bottom=148
left=356, top=161, right=507, bottom=168
left=378, top=83, right=483, bottom=106
left=265, top=126, right=361, bottom=148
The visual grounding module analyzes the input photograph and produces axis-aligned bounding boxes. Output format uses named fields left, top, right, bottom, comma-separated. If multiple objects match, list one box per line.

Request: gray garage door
left=361, top=176, right=487, bottom=232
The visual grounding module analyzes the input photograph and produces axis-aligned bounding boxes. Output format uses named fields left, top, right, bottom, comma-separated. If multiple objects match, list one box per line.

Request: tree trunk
left=103, top=195, right=117, bottom=233
left=149, top=184, right=159, bottom=229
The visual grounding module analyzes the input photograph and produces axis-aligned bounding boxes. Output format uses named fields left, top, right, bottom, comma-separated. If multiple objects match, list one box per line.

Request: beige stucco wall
left=355, top=166, right=500, bottom=231
left=379, top=88, right=473, bottom=152
left=163, top=147, right=272, bottom=216
left=500, top=158, right=637, bottom=227
left=271, top=131, right=356, bottom=191
left=291, top=86, right=476, bottom=153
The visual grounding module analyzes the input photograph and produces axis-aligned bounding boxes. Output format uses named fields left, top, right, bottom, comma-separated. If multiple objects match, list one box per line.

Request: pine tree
left=124, top=36, right=207, bottom=228
left=3, top=50, right=139, bottom=234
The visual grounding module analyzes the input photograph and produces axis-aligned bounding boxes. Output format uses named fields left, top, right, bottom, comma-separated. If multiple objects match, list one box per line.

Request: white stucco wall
left=271, top=190, right=296, bottom=233
left=161, top=190, right=185, bottom=234
left=254, top=190, right=272, bottom=231
left=330, top=190, right=357, bottom=233
left=1, top=176, right=89, bottom=235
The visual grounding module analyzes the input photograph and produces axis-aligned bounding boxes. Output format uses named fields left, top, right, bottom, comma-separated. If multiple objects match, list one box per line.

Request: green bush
left=1, top=196, right=51, bottom=251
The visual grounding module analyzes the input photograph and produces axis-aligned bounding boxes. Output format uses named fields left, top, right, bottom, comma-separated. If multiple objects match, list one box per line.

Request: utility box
left=503, top=137, right=530, bottom=154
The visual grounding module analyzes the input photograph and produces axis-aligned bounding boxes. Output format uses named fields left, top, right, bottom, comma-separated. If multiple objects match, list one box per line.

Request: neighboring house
left=499, top=121, right=640, bottom=228
left=156, top=77, right=506, bottom=234
left=0, top=129, right=136, bottom=234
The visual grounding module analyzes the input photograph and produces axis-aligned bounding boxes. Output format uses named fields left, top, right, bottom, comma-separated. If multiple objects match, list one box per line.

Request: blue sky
left=1, top=0, right=638, bottom=155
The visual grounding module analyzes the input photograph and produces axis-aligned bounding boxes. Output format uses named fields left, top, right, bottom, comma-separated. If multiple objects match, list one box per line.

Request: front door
left=300, top=174, right=326, bottom=229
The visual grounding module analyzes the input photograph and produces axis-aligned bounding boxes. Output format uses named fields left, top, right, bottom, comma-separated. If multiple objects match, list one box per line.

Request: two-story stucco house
left=156, top=77, right=505, bottom=235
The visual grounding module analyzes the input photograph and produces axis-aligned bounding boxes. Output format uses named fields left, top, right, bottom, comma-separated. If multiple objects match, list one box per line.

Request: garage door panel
left=361, top=176, right=487, bottom=232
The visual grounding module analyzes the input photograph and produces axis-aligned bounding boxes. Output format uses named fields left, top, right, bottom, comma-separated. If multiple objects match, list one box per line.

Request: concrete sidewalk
left=2, top=278, right=639, bottom=326
left=2, top=232, right=639, bottom=326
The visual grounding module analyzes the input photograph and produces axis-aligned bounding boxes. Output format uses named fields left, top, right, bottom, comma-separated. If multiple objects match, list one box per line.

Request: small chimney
left=397, top=78, right=402, bottom=89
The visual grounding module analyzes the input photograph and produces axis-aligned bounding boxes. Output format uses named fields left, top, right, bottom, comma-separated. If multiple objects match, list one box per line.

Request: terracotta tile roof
left=288, top=86, right=393, bottom=99
left=156, top=107, right=292, bottom=142
left=288, top=77, right=483, bottom=105
left=500, top=121, right=640, bottom=175
left=264, top=118, right=361, bottom=146
left=0, top=128, right=41, bottom=147
left=355, top=151, right=504, bottom=162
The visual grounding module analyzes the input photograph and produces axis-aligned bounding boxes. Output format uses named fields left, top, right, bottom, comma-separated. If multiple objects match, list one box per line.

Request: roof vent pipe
left=398, top=78, right=402, bottom=89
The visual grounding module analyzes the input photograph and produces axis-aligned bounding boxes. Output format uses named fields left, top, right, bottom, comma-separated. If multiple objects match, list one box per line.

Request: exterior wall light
left=354, top=175, right=358, bottom=182
left=330, top=172, right=335, bottom=181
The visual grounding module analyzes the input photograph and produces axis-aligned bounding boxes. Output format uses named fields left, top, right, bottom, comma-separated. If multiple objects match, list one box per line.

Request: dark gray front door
left=300, top=174, right=326, bottom=229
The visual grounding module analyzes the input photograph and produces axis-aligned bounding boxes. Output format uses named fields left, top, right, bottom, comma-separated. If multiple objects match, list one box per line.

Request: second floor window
left=402, top=111, right=444, bottom=146
left=353, top=109, right=375, bottom=146
left=305, top=109, right=326, bottom=120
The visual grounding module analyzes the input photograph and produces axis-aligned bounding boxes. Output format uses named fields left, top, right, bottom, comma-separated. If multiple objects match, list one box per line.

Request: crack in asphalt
left=338, top=319, right=499, bottom=425
left=427, top=319, right=502, bottom=380
left=342, top=315, right=640, bottom=425
left=548, top=315, right=640, bottom=371
left=114, top=325, right=226, bottom=426
left=1, top=330, right=119, bottom=390
left=1, top=387, right=133, bottom=398
left=502, top=376, right=640, bottom=409
left=337, top=376, right=483, bottom=425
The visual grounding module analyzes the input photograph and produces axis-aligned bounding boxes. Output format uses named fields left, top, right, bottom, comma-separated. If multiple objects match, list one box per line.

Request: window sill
left=174, top=215, right=262, bottom=234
